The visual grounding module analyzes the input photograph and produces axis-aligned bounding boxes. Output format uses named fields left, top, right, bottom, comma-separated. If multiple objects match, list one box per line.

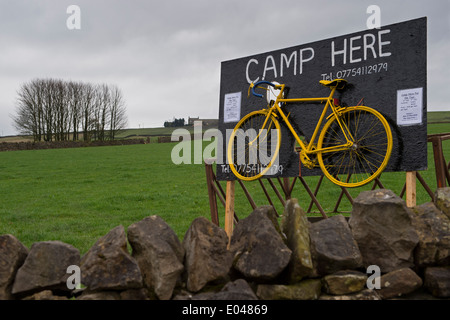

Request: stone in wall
left=322, top=270, right=367, bottom=295
left=377, top=267, right=423, bottom=299
left=435, top=188, right=450, bottom=219
left=256, top=279, right=322, bottom=300
left=349, top=189, right=419, bottom=272
left=12, top=241, right=80, bottom=297
left=229, top=206, right=291, bottom=281
left=127, top=215, right=185, bottom=300
left=309, top=215, right=363, bottom=275
left=281, top=199, right=313, bottom=282
left=0, top=235, right=28, bottom=299
left=412, top=202, right=450, bottom=267
left=80, top=225, right=142, bottom=291
left=183, top=217, right=232, bottom=292
left=424, top=266, right=450, bottom=298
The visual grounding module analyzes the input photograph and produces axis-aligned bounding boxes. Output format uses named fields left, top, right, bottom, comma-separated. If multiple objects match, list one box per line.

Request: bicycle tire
left=317, top=106, right=393, bottom=188
left=227, top=110, right=281, bottom=181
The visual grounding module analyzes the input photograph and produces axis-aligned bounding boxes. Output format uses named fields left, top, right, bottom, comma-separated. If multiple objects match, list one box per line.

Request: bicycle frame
left=262, top=84, right=353, bottom=159
left=231, top=80, right=393, bottom=186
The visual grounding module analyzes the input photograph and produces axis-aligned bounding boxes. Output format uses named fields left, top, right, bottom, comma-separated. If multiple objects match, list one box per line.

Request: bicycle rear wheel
left=317, top=106, right=392, bottom=188
left=227, top=110, right=281, bottom=181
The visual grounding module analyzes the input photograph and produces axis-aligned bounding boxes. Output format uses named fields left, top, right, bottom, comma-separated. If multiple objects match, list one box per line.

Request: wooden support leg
left=430, top=136, right=447, bottom=188
left=238, top=179, right=257, bottom=210
left=299, top=177, right=327, bottom=218
left=205, top=163, right=219, bottom=226
left=307, top=175, right=323, bottom=213
left=406, top=171, right=416, bottom=208
left=258, top=179, right=279, bottom=217
left=225, top=180, right=236, bottom=245
left=416, top=171, right=435, bottom=202
left=268, top=178, right=286, bottom=207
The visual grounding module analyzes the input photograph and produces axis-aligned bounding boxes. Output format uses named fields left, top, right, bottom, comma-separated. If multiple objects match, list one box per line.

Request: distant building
left=188, top=117, right=218, bottom=127
left=188, top=117, right=199, bottom=125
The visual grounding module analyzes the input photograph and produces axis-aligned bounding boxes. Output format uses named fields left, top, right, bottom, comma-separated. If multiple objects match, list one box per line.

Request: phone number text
left=321, top=62, right=388, bottom=80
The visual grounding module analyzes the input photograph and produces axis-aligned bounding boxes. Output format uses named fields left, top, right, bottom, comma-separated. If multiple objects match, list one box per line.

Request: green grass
left=0, top=122, right=449, bottom=254
left=428, top=111, right=450, bottom=123
left=115, top=125, right=218, bottom=139
left=0, top=143, right=211, bottom=253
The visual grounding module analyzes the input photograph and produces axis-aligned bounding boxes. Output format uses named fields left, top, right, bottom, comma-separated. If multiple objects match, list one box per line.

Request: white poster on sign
left=223, top=92, right=242, bottom=123
left=397, top=87, right=423, bottom=126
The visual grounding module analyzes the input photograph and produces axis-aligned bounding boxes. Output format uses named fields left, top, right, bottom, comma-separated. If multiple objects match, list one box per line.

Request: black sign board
left=217, top=17, right=427, bottom=181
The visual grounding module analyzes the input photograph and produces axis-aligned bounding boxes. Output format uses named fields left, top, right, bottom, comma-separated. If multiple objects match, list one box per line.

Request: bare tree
left=80, top=82, right=95, bottom=142
left=12, top=80, right=40, bottom=140
left=53, top=79, right=70, bottom=141
left=68, top=81, right=82, bottom=141
left=12, top=78, right=128, bottom=142
left=108, top=85, right=127, bottom=140
left=97, top=84, right=110, bottom=141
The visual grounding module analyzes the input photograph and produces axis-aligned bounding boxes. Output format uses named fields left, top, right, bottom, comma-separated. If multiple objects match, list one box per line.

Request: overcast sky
left=0, top=0, right=448, bottom=136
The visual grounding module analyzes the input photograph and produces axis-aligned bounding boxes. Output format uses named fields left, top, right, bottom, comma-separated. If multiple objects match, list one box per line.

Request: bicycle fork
left=248, top=108, right=277, bottom=147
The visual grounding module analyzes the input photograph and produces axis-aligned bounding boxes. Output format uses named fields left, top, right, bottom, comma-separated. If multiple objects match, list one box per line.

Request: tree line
left=164, top=118, right=185, bottom=128
left=12, top=78, right=128, bottom=142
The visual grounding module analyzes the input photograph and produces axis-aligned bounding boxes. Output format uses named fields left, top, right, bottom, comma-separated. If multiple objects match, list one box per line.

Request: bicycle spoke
left=228, top=111, right=281, bottom=180
left=318, top=107, right=392, bottom=187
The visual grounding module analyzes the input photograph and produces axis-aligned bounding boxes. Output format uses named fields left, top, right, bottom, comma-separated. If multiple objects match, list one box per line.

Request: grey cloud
left=0, top=0, right=448, bottom=135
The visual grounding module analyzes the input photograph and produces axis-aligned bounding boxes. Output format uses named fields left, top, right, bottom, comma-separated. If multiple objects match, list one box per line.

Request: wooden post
left=430, top=135, right=447, bottom=188
left=205, top=161, right=219, bottom=226
left=405, top=171, right=416, bottom=207
left=225, top=180, right=235, bottom=245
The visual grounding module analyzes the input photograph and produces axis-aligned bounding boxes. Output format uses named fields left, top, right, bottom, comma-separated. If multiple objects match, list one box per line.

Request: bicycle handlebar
left=250, top=80, right=277, bottom=98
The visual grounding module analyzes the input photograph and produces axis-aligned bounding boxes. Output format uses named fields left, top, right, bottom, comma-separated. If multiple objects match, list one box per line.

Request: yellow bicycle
left=227, top=79, right=393, bottom=188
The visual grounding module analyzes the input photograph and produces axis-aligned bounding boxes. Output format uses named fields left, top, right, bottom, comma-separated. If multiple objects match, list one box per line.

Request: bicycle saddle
left=319, top=79, right=348, bottom=90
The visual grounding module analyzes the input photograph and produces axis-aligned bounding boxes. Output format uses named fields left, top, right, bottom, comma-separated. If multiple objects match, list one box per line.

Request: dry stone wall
left=1, top=188, right=449, bottom=300
left=0, top=139, right=146, bottom=152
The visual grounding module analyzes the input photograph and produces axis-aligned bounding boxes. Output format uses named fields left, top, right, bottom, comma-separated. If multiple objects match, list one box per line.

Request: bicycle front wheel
left=227, top=110, right=281, bottom=181
left=317, top=106, right=393, bottom=188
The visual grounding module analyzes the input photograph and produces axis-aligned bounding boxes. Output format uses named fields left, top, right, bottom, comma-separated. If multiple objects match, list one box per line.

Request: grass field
left=0, top=125, right=218, bottom=143
left=0, top=121, right=449, bottom=254
left=0, top=143, right=211, bottom=253
left=428, top=111, right=450, bottom=123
